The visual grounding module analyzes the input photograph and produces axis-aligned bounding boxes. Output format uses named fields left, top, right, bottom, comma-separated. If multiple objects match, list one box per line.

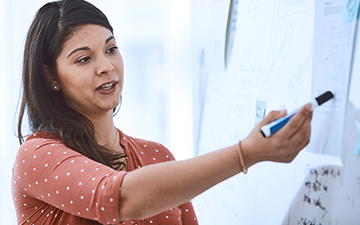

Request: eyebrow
left=67, top=35, right=115, bottom=58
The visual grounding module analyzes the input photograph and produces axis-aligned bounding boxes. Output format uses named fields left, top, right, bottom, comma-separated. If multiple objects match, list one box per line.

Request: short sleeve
left=12, top=135, right=127, bottom=224
left=180, top=201, right=198, bottom=225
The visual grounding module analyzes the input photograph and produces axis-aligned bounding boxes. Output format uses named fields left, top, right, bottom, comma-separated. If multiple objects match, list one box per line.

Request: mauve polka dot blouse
left=12, top=130, right=198, bottom=225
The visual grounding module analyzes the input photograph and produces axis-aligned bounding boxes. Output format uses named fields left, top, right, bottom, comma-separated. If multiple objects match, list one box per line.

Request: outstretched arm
left=120, top=104, right=313, bottom=220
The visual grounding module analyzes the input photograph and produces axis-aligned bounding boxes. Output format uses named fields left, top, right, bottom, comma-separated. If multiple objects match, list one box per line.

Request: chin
left=96, top=98, right=121, bottom=114
left=109, top=101, right=121, bottom=111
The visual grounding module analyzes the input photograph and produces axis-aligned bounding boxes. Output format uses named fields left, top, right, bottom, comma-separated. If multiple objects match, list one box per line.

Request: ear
left=43, top=65, right=61, bottom=91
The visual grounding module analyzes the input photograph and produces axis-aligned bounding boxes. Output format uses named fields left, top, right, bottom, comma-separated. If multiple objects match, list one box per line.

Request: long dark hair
left=18, top=1, right=125, bottom=222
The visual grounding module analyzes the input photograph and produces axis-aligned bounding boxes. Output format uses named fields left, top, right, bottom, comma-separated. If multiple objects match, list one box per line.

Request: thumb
left=257, top=109, right=287, bottom=128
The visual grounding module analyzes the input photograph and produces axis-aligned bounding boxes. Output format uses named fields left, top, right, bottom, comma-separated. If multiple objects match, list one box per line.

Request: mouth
left=96, top=81, right=118, bottom=91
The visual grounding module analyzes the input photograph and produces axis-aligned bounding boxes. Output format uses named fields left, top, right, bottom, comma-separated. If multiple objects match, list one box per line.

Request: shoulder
left=13, top=132, right=83, bottom=184
left=15, top=132, right=79, bottom=162
left=12, top=133, right=127, bottom=224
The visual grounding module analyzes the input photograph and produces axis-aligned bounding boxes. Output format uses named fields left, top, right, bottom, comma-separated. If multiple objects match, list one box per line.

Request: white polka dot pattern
left=11, top=130, right=198, bottom=225
left=12, top=133, right=126, bottom=224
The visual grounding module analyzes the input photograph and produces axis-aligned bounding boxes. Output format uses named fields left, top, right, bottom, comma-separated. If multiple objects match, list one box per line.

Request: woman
left=12, top=0, right=313, bottom=224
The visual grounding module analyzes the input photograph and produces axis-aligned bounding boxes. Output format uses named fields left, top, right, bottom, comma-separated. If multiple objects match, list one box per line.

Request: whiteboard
left=191, top=0, right=360, bottom=224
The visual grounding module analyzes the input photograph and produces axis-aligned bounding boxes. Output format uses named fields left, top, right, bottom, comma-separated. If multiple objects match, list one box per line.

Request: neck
left=87, top=111, right=118, bottom=148
left=85, top=110, right=126, bottom=170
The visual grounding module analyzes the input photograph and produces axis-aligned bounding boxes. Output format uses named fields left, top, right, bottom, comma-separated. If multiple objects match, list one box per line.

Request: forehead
left=61, top=24, right=113, bottom=54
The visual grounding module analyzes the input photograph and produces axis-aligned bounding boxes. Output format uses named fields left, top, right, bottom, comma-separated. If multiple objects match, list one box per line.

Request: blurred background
left=0, top=0, right=195, bottom=223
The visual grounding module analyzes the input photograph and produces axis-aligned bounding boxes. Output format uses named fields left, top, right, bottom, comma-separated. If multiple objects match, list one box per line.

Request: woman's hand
left=241, top=103, right=313, bottom=168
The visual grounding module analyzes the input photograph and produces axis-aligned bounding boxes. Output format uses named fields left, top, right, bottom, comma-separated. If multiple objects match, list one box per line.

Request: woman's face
left=56, top=24, right=124, bottom=118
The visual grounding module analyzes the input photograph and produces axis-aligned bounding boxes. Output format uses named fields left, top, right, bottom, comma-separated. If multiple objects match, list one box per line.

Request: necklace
left=110, top=128, right=119, bottom=149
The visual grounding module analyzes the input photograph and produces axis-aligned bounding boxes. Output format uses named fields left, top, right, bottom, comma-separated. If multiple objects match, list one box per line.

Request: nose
left=96, top=55, right=114, bottom=75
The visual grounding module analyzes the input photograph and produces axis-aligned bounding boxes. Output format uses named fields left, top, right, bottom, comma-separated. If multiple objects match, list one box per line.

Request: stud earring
left=52, top=85, right=59, bottom=91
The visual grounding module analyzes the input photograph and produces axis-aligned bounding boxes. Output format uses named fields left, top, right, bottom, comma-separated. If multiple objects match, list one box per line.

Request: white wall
left=0, top=0, right=18, bottom=223
left=0, top=0, right=193, bottom=223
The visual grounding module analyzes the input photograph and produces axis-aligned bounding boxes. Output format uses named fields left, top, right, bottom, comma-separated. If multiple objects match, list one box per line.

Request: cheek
left=58, top=70, right=93, bottom=100
left=114, top=57, right=124, bottom=82
left=115, top=53, right=124, bottom=70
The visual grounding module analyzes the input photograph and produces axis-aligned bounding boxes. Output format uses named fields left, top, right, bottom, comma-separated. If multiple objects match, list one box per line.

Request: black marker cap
left=315, top=91, right=334, bottom=105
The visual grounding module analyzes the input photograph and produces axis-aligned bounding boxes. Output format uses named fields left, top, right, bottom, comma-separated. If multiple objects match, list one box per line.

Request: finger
left=279, top=103, right=312, bottom=140
left=289, top=107, right=313, bottom=141
left=279, top=119, right=311, bottom=163
left=290, top=130, right=310, bottom=157
left=298, top=132, right=311, bottom=152
left=289, top=114, right=312, bottom=149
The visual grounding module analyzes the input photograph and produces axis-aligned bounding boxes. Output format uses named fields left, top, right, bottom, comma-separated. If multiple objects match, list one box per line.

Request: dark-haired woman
left=12, top=0, right=313, bottom=224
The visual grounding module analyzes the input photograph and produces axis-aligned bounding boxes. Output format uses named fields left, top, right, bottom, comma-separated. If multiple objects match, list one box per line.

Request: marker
left=260, top=91, right=334, bottom=138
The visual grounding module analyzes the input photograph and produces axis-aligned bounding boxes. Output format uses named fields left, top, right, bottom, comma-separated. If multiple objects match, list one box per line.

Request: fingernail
left=279, top=109, right=286, bottom=114
left=305, top=103, right=312, bottom=111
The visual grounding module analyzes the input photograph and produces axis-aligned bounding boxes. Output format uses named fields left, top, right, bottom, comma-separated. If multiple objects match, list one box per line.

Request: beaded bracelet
left=237, top=141, right=247, bottom=174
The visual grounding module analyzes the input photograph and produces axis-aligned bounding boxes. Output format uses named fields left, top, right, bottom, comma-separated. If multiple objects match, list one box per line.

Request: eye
left=107, top=46, right=118, bottom=54
left=77, top=56, right=91, bottom=64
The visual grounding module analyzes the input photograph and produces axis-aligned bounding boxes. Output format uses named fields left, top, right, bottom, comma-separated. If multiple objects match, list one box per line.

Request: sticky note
left=354, top=121, right=360, bottom=156
left=225, top=0, right=239, bottom=69
left=344, top=0, right=360, bottom=22
left=255, top=100, right=266, bottom=125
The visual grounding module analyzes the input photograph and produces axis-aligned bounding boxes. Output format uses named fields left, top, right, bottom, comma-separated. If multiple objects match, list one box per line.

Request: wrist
left=237, top=141, right=247, bottom=174
left=239, top=138, right=264, bottom=170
